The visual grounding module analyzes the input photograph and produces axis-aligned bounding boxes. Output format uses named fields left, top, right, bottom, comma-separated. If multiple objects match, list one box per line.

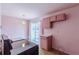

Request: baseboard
left=51, top=48, right=69, bottom=55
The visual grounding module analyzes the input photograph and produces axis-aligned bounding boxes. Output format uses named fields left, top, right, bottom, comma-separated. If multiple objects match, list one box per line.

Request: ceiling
left=1, top=3, right=79, bottom=20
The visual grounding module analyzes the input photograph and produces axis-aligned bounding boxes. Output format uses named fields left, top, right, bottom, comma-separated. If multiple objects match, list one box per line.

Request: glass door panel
left=30, top=22, right=40, bottom=44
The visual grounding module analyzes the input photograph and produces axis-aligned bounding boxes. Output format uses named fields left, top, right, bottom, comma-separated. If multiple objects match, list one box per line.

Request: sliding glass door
left=30, top=22, right=40, bottom=44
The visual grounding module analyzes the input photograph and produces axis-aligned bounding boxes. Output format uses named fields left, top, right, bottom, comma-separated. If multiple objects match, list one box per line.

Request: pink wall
left=2, top=15, right=29, bottom=41
left=43, top=5, right=79, bottom=54
left=0, top=15, right=1, bottom=35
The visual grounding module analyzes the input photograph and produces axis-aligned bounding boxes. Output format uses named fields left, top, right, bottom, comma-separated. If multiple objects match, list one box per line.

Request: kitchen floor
left=39, top=48, right=68, bottom=55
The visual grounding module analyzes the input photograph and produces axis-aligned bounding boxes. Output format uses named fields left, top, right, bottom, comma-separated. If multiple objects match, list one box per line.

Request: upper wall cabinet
left=50, top=16, right=56, bottom=22
left=42, top=17, right=50, bottom=29
left=56, top=14, right=66, bottom=21
left=41, top=13, right=66, bottom=30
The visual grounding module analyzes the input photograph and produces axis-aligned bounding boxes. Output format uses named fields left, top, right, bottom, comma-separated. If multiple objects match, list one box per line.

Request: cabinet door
left=42, top=17, right=50, bottom=29
left=40, top=37, right=48, bottom=50
left=50, top=16, right=56, bottom=22
left=47, top=37, right=52, bottom=50
left=56, top=14, right=66, bottom=21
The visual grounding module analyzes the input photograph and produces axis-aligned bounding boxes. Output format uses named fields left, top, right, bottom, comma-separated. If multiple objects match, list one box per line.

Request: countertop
left=40, top=34, right=52, bottom=37
left=11, top=42, right=37, bottom=55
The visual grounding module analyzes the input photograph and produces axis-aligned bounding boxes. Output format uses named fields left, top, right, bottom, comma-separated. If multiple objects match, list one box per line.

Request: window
left=30, top=22, right=40, bottom=44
